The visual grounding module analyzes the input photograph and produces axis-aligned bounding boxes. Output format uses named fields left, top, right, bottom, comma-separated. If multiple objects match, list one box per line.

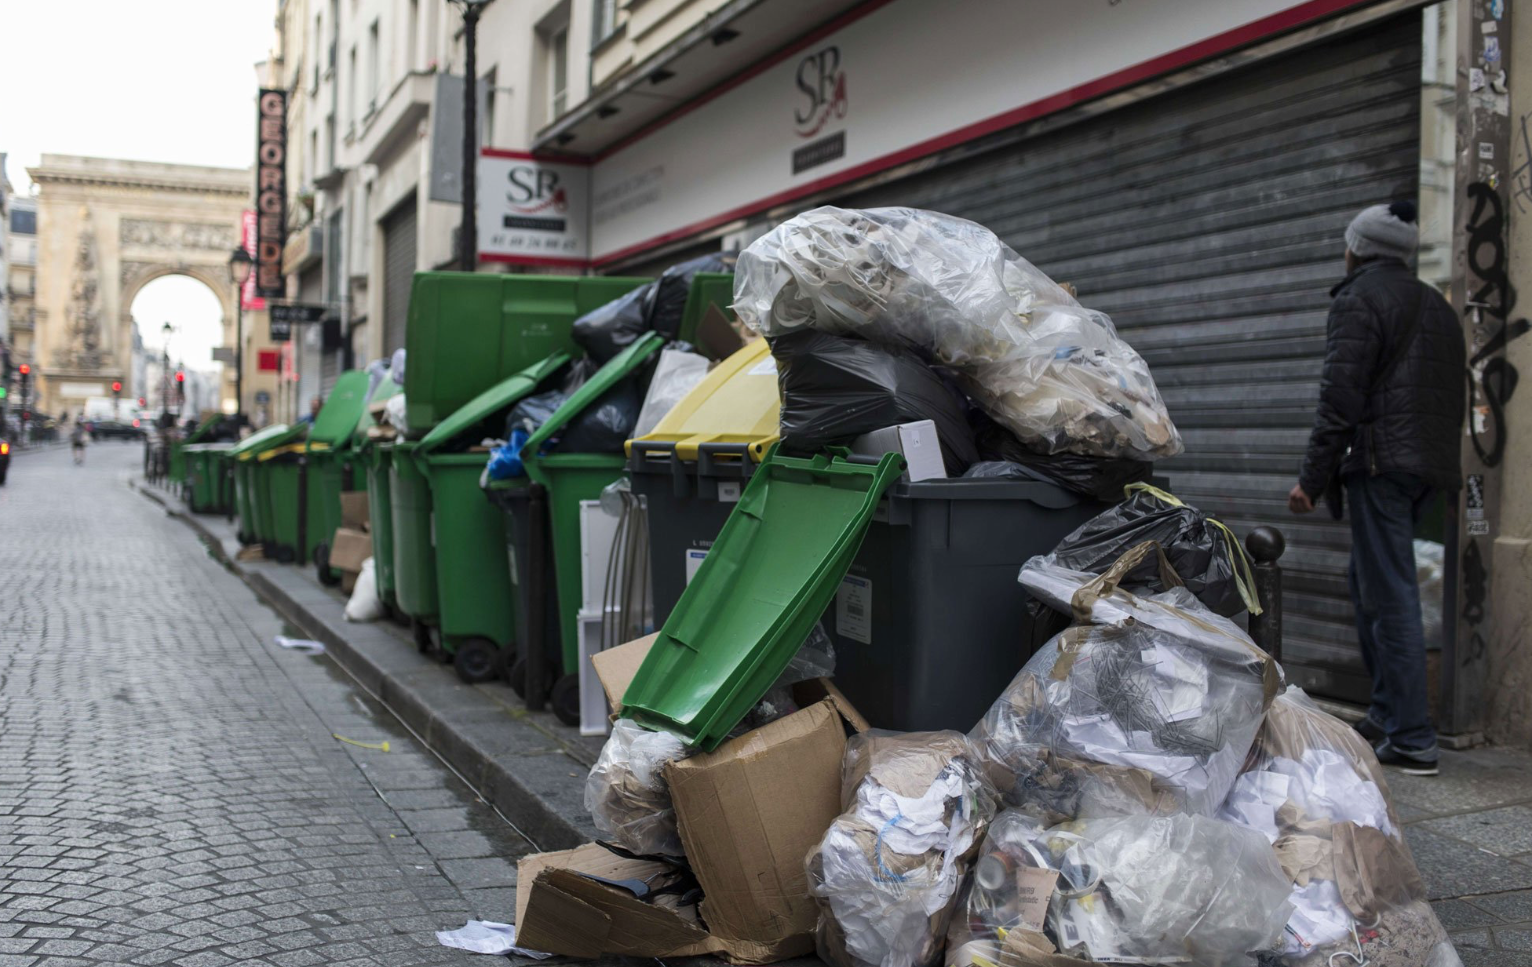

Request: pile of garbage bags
left=735, top=207, right=1182, bottom=469
left=793, top=538, right=1456, bottom=967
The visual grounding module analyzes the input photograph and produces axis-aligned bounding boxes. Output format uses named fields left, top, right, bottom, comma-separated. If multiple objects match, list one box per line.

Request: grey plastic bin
left=823, top=477, right=1109, bottom=732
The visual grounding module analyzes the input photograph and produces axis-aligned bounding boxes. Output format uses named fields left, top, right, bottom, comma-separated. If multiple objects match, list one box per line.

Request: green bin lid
left=308, top=370, right=372, bottom=448
left=417, top=352, right=572, bottom=457
left=621, top=447, right=907, bottom=750
left=522, top=332, right=666, bottom=480
left=182, top=416, right=225, bottom=445
left=229, top=423, right=303, bottom=457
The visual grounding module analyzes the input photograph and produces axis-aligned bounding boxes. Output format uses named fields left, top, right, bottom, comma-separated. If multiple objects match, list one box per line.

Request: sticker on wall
left=1467, top=474, right=1485, bottom=520
left=1490, top=0, right=1504, bottom=19
left=1484, top=36, right=1501, bottom=64
left=1480, top=142, right=1496, bottom=160
left=1468, top=520, right=1490, bottom=536
left=1470, top=68, right=1487, bottom=92
left=1482, top=20, right=1497, bottom=33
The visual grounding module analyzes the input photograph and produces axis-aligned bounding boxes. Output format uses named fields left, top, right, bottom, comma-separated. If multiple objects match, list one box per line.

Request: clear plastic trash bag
left=1217, top=689, right=1458, bottom=967
left=733, top=206, right=1181, bottom=460
left=947, top=809, right=1293, bottom=967
left=975, top=543, right=1279, bottom=819
left=584, top=718, right=693, bottom=857
left=808, top=731, right=996, bottom=967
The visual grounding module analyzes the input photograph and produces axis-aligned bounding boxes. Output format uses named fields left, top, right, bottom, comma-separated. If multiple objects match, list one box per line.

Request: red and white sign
left=586, top=0, right=1374, bottom=264
left=477, top=150, right=591, bottom=267
left=240, top=210, right=266, bottom=311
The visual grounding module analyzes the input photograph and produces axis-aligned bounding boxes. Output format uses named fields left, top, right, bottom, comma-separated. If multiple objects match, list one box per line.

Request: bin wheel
left=506, top=656, right=528, bottom=698
left=315, top=543, right=341, bottom=586
left=454, top=638, right=502, bottom=684
left=262, top=542, right=279, bottom=560
left=551, top=674, right=582, bottom=727
left=412, top=621, right=435, bottom=656
left=276, top=544, right=296, bottom=565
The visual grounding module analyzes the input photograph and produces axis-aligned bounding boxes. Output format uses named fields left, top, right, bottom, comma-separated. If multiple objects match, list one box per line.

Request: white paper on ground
left=273, top=635, right=325, bottom=654
left=435, top=920, right=553, bottom=957
left=1282, top=880, right=1354, bottom=956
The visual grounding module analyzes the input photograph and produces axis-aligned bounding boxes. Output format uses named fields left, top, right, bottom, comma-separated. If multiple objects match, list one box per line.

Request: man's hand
left=1288, top=484, right=1315, bottom=515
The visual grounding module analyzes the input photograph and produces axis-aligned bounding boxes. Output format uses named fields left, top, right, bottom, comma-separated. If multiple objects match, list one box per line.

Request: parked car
left=89, top=417, right=146, bottom=440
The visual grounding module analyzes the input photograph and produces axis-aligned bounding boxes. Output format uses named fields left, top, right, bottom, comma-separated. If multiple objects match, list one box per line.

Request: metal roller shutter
left=382, top=195, right=417, bottom=359
left=836, top=14, right=1423, bottom=703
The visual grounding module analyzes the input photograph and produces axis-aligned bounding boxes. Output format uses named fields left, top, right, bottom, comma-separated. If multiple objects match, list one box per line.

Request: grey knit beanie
left=1345, top=200, right=1418, bottom=261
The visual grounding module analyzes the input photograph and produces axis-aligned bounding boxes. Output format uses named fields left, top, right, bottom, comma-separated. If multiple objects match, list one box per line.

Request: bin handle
left=696, top=442, right=754, bottom=480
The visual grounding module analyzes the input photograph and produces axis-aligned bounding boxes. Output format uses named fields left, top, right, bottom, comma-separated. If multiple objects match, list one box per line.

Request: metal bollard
left=1245, top=526, right=1285, bottom=662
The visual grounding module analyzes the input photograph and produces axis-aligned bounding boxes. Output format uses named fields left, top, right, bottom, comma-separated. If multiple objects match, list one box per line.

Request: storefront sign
left=254, top=89, right=288, bottom=298
left=268, top=303, right=327, bottom=342
left=239, top=210, right=266, bottom=311
left=478, top=150, right=590, bottom=267
left=587, top=0, right=1375, bottom=263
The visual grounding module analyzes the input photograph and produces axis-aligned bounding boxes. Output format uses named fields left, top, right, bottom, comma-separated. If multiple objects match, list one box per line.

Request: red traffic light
left=138, top=397, right=146, bottom=406
left=111, top=381, right=123, bottom=393
left=17, top=364, right=29, bottom=376
left=175, top=371, right=185, bottom=383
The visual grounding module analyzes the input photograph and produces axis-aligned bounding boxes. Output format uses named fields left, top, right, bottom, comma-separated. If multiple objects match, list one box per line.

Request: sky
left=3, top=0, right=275, bottom=362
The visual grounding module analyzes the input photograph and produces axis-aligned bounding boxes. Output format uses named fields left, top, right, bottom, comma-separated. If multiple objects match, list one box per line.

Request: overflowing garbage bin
left=415, top=353, right=571, bottom=682
left=627, top=339, right=782, bottom=622
left=516, top=332, right=667, bottom=722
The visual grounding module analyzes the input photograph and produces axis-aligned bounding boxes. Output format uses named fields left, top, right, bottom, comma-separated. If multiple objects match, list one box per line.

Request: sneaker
left=1375, top=739, right=1440, bottom=776
left=1355, top=715, right=1385, bottom=744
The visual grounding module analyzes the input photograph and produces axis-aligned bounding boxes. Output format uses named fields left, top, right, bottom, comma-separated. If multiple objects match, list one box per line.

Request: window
left=549, top=27, right=568, bottom=119
left=592, top=0, right=619, bottom=47
left=367, top=20, right=380, bottom=112
left=312, top=13, right=323, bottom=90
left=408, top=0, right=420, bottom=72
left=309, top=130, right=319, bottom=183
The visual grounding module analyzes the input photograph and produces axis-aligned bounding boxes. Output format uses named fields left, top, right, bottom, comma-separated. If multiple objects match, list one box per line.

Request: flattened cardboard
left=330, top=528, right=372, bottom=574
left=513, top=844, right=722, bottom=959
left=695, top=303, right=748, bottom=361
left=340, top=491, right=370, bottom=531
left=665, top=701, right=846, bottom=958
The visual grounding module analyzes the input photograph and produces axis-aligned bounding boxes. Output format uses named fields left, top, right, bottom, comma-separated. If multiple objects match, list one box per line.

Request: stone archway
left=27, top=156, right=252, bottom=416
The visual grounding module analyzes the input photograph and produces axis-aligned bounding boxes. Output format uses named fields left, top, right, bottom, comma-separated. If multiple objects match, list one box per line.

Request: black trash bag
left=505, top=390, right=566, bottom=438
left=961, top=461, right=1034, bottom=480
left=555, top=375, right=644, bottom=453
left=771, top=329, right=978, bottom=474
left=974, top=416, right=1151, bottom=502
left=1044, top=487, right=1255, bottom=617
left=649, top=253, right=734, bottom=341
left=572, top=283, right=659, bottom=363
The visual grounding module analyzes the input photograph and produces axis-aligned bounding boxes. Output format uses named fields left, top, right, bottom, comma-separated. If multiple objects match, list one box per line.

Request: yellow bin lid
left=626, top=339, right=781, bottom=464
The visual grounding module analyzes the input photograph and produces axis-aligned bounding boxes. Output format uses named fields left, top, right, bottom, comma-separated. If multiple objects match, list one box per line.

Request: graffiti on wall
left=1464, top=181, right=1530, bottom=469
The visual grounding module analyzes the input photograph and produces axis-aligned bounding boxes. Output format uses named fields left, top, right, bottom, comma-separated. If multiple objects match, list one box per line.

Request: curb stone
left=133, top=478, right=601, bottom=853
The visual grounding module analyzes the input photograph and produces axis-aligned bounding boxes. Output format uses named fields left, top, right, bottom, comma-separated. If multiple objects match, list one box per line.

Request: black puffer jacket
left=1299, top=258, right=1464, bottom=497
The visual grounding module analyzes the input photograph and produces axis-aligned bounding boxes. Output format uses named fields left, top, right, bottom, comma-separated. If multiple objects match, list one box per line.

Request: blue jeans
left=1345, top=472, right=1437, bottom=751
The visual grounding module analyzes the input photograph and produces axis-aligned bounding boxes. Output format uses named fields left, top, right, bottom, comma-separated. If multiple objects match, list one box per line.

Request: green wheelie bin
left=354, top=380, right=402, bottom=610
left=415, top=353, right=571, bottom=683
left=518, top=332, right=668, bottom=723
left=390, top=439, right=439, bottom=652
left=259, top=372, right=371, bottom=567
left=229, top=423, right=298, bottom=545
left=170, top=415, right=225, bottom=491
left=184, top=442, right=235, bottom=514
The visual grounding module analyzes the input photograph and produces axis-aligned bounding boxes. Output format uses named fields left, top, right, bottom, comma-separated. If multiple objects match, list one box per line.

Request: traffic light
left=0, top=387, right=7, bottom=400
left=17, top=364, right=29, bottom=376
left=111, top=381, right=122, bottom=395
left=138, top=397, right=146, bottom=407
left=175, top=371, right=185, bottom=383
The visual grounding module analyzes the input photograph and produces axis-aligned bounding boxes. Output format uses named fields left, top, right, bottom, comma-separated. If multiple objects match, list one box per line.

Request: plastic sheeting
left=808, top=731, right=995, bottom=967
left=734, top=206, right=1181, bottom=461
left=772, top=329, right=979, bottom=474
left=1038, top=484, right=1258, bottom=617
left=632, top=349, right=711, bottom=441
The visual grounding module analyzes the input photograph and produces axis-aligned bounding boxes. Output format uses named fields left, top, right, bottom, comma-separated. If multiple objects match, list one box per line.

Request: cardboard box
left=341, top=571, right=357, bottom=595
left=330, top=527, right=372, bottom=574
left=851, top=420, right=947, bottom=482
left=515, top=634, right=869, bottom=963
left=340, top=491, right=370, bottom=531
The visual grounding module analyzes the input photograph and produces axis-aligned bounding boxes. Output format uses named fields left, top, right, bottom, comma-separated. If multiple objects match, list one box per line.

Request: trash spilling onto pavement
left=435, top=919, right=553, bottom=957
left=273, top=635, right=325, bottom=654
left=476, top=206, right=1456, bottom=967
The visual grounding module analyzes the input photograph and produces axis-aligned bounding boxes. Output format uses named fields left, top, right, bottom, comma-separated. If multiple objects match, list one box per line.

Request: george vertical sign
left=477, top=150, right=590, bottom=267
left=255, top=89, right=288, bottom=299
left=239, top=210, right=266, bottom=311
left=1445, top=0, right=1514, bottom=737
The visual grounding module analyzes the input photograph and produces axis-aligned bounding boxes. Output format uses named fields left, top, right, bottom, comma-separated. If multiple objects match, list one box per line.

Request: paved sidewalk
left=136, top=465, right=1532, bottom=967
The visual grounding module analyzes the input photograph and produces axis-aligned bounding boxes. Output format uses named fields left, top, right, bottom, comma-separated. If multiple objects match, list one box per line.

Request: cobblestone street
left=0, top=443, right=533, bottom=966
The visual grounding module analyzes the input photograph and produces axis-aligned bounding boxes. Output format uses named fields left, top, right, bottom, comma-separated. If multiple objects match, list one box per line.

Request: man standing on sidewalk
left=1288, top=201, right=1463, bottom=775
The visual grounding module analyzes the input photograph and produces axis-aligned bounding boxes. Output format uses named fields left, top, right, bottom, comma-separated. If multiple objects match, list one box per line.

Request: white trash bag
left=344, top=558, right=386, bottom=622
left=734, top=206, right=1181, bottom=460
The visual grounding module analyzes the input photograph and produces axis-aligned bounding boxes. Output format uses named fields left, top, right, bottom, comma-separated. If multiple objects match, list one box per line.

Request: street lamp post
left=160, top=322, right=173, bottom=428
left=228, top=247, right=253, bottom=426
left=449, top=0, right=495, bottom=270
